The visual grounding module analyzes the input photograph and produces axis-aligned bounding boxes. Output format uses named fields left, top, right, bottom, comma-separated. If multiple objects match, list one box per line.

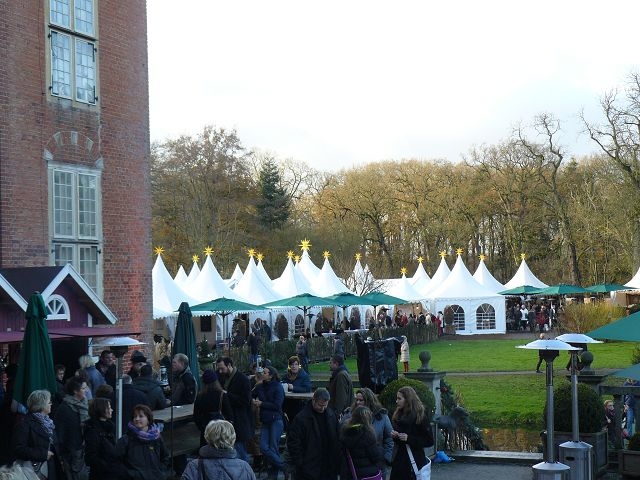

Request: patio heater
left=518, top=338, right=579, bottom=480
left=556, top=333, right=601, bottom=480
left=91, top=336, right=145, bottom=438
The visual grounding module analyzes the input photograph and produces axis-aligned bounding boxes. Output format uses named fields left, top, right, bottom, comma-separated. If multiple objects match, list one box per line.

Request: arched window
left=294, top=314, right=305, bottom=335
left=445, top=304, right=465, bottom=331
left=46, top=294, right=70, bottom=321
left=476, top=303, right=496, bottom=330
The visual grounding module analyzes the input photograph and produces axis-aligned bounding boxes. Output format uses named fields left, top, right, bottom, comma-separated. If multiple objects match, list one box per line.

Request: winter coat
left=193, top=389, right=234, bottom=445
left=221, top=369, right=253, bottom=442
left=13, top=412, right=60, bottom=480
left=390, top=413, right=433, bottom=480
left=282, top=368, right=311, bottom=393
left=115, top=430, right=171, bottom=480
left=121, top=384, right=150, bottom=432
left=133, top=376, right=167, bottom=410
left=170, top=366, right=196, bottom=406
left=286, top=401, right=340, bottom=480
left=53, top=399, right=86, bottom=453
left=84, top=418, right=128, bottom=480
left=181, top=445, right=256, bottom=480
left=340, top=422, right=384, bottom=479
left=85, top=366, right=106, bottom=398
left=328, top=366, right=353, bottom=415
left=400, top=340, right=410, bottom=362
left=342, top=407, right=394, bottom=465
left=252, top=379, right=284, bottom=425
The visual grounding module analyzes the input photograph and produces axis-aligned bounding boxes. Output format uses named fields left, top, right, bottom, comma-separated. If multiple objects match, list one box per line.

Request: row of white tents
left=153, top=247, right=573, bottom=337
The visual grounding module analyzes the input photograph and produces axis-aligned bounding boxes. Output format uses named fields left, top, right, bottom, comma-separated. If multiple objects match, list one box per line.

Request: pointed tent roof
left=273, top=257, right=317, bottom=297
left=187, top=254, right=243, bottom=302
left=152, top=255, right=200, bottom=319
left=233, top=258, right=279, bottom=304
left=503, top=256, right=548, bottom=289
left=385, top=273, right=425, bottom=302
left=428, top=254, right=499, bottom=299
left=182, top=259, right=201, bottom=289
left=225, top=263, right=244, bottom=288
left=256, top=258, right=273, bottom=287
left=473, top=257, right=505, bottom=294
left=421, top=256, right=451, bottom=296
left=296, top=249, right=321, bottom=285
left=314, top=256, right=353, bottom=296
left=411, top=261, right=431, bottom=285
left=625, top=266, right=640, bottom=289
left=173, top=265, right=188, bottom=287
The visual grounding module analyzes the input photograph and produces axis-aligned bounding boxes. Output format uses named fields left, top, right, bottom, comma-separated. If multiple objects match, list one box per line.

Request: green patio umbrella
left=171, top=302, right=200, bottom=389
left=262, top=293, right=336, bottom=331
left=587, top=311, right=640, bottom=342
left=358, top=291, right=408, bottom=306
left=13, top=292, right=57, bottom=406
left=498, top=285, right=543, bottom=295
left=584, top=283, right=630, bottom=294
left=609, top=362, right=640, bottom=382
left=325, top=292, right=367, bottom=329
left=532, top=284, right=588, bottom=296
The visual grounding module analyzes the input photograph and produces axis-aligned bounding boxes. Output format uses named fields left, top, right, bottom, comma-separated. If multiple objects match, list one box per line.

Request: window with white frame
left=47, top=294, right=71, bottom=321
left=49, top=0, right=97, bottom=104
left=50, top=166, right=102, bottom=294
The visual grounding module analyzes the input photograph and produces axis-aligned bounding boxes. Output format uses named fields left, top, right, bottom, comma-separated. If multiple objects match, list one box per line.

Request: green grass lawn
left=309, top=337, right=637, bottom=429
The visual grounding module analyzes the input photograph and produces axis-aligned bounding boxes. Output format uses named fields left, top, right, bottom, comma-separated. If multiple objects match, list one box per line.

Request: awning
left=0, top=331, right=69, bottom=344
left=46, top=326, right=141, bottom=338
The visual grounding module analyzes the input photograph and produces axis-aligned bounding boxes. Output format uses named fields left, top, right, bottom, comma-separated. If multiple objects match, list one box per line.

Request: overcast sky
left=147, top=1, right=639, bottom=172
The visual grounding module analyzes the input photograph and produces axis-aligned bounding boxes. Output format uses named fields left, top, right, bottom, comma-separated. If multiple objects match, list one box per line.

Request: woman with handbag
left=389, top=386, right=433, bottom=480
left=13, top=389, right=60, bottom=480
left=340, top=406, right=384, bottom=480
left=251, top=366, right=285, bottom=480
left=193, top=369, right=233, bottom=447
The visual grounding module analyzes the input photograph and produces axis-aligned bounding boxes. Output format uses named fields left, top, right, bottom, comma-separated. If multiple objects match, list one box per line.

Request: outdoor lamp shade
left=517, top=339, right=581, bottom=351
left=555, top=333, right=602, bottom=345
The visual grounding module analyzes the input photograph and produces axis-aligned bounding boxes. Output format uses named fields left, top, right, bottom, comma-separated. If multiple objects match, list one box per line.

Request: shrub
left=378, top=377, right=435, bottom=418
left=561, top=303, right=626, bottom=334
left=631, top=344, right=640, bottom=366
left=628, top=433, right=640, bottom=451
left=545, top=380, right=603, bottom=433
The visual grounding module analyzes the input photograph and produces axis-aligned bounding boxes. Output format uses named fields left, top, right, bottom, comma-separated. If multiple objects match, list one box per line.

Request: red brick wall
left=0, top=1, right=152, bottom=340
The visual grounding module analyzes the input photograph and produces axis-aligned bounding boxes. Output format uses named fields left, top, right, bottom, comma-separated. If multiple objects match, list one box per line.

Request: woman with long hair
left=252, top=365, right=285, bottom=480
left=340, top=406, right=384, bottom=480
left=193, top=369, right=233, bottom=446
left=341, top=388, right=394, bottom=474
left=84, top=397, right=128, bottom=480
left=389, top=386, right=433, bottom=480
left=115, top=404, right=171, bottom=480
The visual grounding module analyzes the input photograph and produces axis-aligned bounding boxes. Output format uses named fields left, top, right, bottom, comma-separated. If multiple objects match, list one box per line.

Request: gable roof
left=503, top=258, right=548, bottom=289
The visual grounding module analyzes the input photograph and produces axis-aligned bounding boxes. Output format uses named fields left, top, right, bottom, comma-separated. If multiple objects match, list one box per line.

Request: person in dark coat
left=252, top=366, right=285, bottom=479
left=170, top=353, right=196, bottom=406
left=84, top=397, right=128, bottom=480
left=295, top=335, right=309, bottom=373
left=327, top=355, right=353, bottom=417
left=193, top=369, right=233, bottom=447
left=54, top=376, right=90, bottom=480
left=286, top=388, right=340, bottom=480
left=121, top=374, right=150, bottom=433
left=115, top=404, right=171, bottom=480
left=247, top=332, right=259, bottom=366
left=216, top=356, right=253, bottom=462
left=340, top=405, right=384, bottom=480
left=95, top=350, right=117, bottom=389
left=133, top=364, right=168, bottom=411
left=127, top=351, right=147, bottom=380
left=13, top=389, right=61, bottom=480
left=390, top=386, right=433, bottom=480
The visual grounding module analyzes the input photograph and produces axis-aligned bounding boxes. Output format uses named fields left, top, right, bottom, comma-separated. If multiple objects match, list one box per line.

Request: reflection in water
left=482, top=428, right=542, bottom=452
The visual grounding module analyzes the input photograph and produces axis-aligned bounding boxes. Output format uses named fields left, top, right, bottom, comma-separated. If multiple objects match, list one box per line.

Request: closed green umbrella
left=13, top=292, right=57, bottom=406
left=171, top=302, right=200, bottom=389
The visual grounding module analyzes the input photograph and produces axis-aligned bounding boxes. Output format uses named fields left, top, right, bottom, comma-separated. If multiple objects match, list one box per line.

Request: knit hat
left=130, top=350, right=146, bottom=364
left=202, top=369, right=218, bottom=385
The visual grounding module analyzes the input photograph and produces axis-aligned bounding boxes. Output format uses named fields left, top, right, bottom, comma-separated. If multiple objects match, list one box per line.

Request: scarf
left=63, top=394, right=90, bottom=423
left=33, top=412, right=55, bottom=439
left=127, top=422, right=161, bottom=441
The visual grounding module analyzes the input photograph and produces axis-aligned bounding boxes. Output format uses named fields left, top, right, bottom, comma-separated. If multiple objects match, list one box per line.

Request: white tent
left=187, top=254, right=243, bottom=302
left=173, top=264, right=188, bottom=287
left=473, top=257, right=505, bottom=294
left=385, top=273, right=425, bottom=303
left=181, top=259, right=201, bottom=289
left=233, top=258, right=280, bottom=304
left=314, top=256, right=353, bottom=296
left=411, top=261, right=431, bottom=285
left=427, top=254, right=506, bottom=334
left=346, top=256, right=372, bottom=294
left=626, top=266, right=640, bottom=289
left=503, top=257, right=548, bottom=289
left=272, top=257, right=317, bottom=297
left=421, top=256, right=451, bottom=297
left=225, top=263, right=244, bottom=288
left=296, top=249, right=321, bottom=285
left=256, top=258, right=273, bottom=287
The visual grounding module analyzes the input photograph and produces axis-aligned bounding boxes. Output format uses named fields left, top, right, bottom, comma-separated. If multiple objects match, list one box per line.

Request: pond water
left=481, top=428, right=542, bottom=452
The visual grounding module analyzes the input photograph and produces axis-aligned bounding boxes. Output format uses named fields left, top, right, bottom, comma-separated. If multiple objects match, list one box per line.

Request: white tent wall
left=429, top=297, right=506, bottom=334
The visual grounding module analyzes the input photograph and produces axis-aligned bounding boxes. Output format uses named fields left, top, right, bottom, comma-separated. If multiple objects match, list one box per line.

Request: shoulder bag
left=406, top=444, right=431, bottom=480
left=345, top=449, right=383, bottom=480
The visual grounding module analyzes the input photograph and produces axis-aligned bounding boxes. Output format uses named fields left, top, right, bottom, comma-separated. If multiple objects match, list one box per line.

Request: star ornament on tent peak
left=400, top=267, right=408, bottom=275
left=439, top=250, right=448, bottom=258
left=287, top=250, right=295, bottom=259
left=299, top=239, right=312, bottom=251
left=323, top=251, right=331, bottom=259
left=192, top=254, right=200, bottom=263
left=203, top=246, right=214, bottom=256
left=456, top=248, right=463, bottom=256
left=154, top=246, right=164, bottom=256
left=417, top=256, right=424, bottom=263
left=247, top=248, right=256, bottom=258
left=520, top=253, right=526, bottom=260
left=479, top=254, right=486, bottom=261
left=256, top=252, right=264, bottom=261
left=355, top=253, right=362, bottom=261
left=294, top=255, right=301, bottom=263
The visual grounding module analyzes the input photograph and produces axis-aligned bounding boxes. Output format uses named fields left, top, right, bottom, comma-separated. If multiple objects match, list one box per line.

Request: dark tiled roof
left=0, top=266, right=62, bottom=299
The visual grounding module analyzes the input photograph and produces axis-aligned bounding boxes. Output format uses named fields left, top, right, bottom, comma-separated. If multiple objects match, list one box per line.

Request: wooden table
left=285, top=391, right=313, bottom=401
left=153, top=404, right=199, bottom=457
left=153, top=404, right=194, bottom=423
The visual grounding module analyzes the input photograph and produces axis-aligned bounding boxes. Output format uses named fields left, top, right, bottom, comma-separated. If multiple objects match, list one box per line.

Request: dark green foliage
left=628, top=433, right=640, bottom=451
left=632, top=344, right=640, bottom=365
left=378, top=377, right=435, bottom=418
left=439, top=378, right=489, bottom=450
left=546, top=380, right=603, bottom=433
left=256, top=159, right=290, bottom=230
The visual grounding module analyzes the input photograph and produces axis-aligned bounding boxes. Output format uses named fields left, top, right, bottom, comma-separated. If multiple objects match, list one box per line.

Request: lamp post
left=518, top=338, right=579, bottom=480
left=91, top=336, right=145, bottom=438
left=555, top=333, right=601, bottom=480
